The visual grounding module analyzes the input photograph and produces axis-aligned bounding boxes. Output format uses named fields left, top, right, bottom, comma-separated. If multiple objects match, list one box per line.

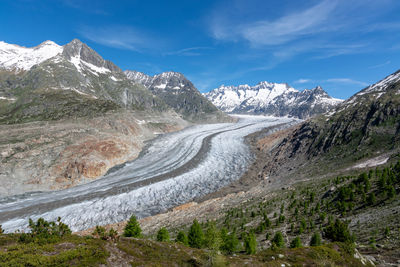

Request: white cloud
left=325, top=78, right=368, bottom=87
left=211, top=0, right=338, bottom=46
left=164, top=47, right=213, bottom=56
left=209, top=0, right=397, bottom=61
left=78, top=25, right=161, bottom=52
left=368, top=60, right=391, bottom=69
left=294, top=79, right=313, bottom=84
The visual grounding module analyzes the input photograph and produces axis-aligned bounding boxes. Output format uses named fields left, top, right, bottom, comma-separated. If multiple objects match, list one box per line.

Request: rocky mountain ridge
left=258, top=69, right=400, bottom=179
left=125, top=70, right=231, bottom=122
left=204, top=81, right=343, bottom=119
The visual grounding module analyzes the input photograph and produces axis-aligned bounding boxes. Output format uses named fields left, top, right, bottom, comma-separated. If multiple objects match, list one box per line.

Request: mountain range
left=204, top=82, right=343, bottom=119
left=125, top=70, right=229, bottom=122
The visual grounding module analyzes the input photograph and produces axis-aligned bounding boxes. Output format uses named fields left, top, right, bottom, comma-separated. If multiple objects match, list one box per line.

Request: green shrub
left=367, top=193, right=376, bottom=205
left=272, top=231, right=285, bottom=248
left=244, top=232, right=257, bottom=255
left=19, top=217, right=71, bottom=244
left=324, top=219, right=354, bottom=243
left=188, top=219, right=204, bottom=248
left=290, top=236, right=302, bottom=248
left=92, top=226, right=107, bottom=240
left=156, top=227, right=170, bottom=242
left=310, top=232, right=322, bottom=246
left=221, top=230, right=239, bottom=254
left=108, top=228, right=118, bottom=242
left=176, top=231, right=188, bottom=245
left=204, top=221, right=221, bottom=250
left=124, top=215, right=142, bottom=238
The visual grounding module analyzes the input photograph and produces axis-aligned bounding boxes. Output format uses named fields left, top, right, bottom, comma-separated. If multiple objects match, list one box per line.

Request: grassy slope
left=0, top=234, right=108, bottom=267
left=0, top=233, right=371, bottom=267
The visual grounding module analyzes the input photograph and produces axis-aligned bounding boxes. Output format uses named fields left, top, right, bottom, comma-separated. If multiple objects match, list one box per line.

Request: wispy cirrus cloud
left=78, top=25, right=164, bottom=52
left=293, top=77, right=368, bottom=87
left=325, top=78, right=368, bottom=87
left=368, top=60, right=391, bottom=69
left=61, top=0, right=108, bottom=15
left=163, top=47, right=213, bottom=56
left=294, top=79, right=313, bottom=84
left=209, top=0, right=397, bottom=61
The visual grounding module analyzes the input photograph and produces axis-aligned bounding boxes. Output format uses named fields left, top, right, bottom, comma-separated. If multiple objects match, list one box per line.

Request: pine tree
left=0, top=225, right=3, bottom=234
left=124, top=215, right=142, bottom=238
left=324, top=219, right=354, bottom=243
left=156, top=227, right=170, bottom=242
left=221, top=230, right=239, bottom=254
left=176, top=231, right=188, bottom=245
left=188, top=219, right=204, bottom=248
left=290, top=236, right=302, bottom=248
left=272, top=231, right=285, bottom=248
left=244, top=231, right=257, bottom=254
left=310, top=232, right=322, bottom=246
left=204, top=221, right=221, bottom=250
left=367, top=193, right=376, bottom=205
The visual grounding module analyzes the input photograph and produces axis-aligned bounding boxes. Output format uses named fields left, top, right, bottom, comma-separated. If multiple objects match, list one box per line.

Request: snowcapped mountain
left=0, top=39, right=171, bottom=123
left=204, top=82, right=343, bottom=119
left=125, top=70, right=231, bottom=122
left=0, top=40, right=63, bottom=71
left=343, top=69, right=400, bottom=107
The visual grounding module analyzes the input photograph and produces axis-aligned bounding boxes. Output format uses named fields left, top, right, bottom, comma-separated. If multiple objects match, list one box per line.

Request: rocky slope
left=0, top=40, right=190, bottom=196
left=257, top=69, right=400, bottom=179
left=204, top=82, right=342, bottom=119
left=125, top=70, right=232, bottom=122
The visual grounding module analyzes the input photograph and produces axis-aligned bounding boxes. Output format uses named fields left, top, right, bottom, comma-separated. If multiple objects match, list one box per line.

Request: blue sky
left=1, top=0, right=400, bottom=99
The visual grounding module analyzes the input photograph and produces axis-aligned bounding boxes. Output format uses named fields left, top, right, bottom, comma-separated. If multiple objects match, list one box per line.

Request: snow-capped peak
left=125, top=70, right=188, bottom=91
left=0, top=40, right=63, bottom=71
left=360, top=70, right=400, bottom=94
left=204, top=82, right=343, bottom=118
left=204, top=81, right=299, bottom=112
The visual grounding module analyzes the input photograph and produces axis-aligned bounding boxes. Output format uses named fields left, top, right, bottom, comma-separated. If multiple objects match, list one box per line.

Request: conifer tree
left=156, top=227, right=170, bottom=242
left=188, top=219, right=204, bottom=248
left=176, top=231, right=188, bottom=245
left=124, top=215, right=142, bottom=238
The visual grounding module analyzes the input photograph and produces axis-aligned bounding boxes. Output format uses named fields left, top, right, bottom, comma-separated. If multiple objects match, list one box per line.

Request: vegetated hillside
left=204, top=81, right=343, bottom=119
left=125, top=70, right=232, bottom=123
left=0, top=213, right=373, bottom=267
left=262, top=70, right=400, bottom=178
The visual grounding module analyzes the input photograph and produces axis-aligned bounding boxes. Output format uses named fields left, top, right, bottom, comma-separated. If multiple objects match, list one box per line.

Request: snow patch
left=154, top=83, right=167, bottom=89
left=352, top=156, right=389, bottom=169
left=0, top=40, right=62, bottom=71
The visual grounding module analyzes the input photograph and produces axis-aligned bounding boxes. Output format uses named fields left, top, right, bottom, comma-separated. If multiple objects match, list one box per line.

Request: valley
left=0, top=115, right=297, bottom=233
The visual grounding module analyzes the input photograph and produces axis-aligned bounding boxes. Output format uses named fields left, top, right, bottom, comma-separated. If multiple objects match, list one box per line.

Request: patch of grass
left=0, top=234, right=108, bottom=267
left=117, top=237, right=208, bottom=266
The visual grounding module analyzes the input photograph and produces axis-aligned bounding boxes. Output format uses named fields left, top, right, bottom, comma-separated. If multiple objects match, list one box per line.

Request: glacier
left=0, top=115, right=298, bottom=232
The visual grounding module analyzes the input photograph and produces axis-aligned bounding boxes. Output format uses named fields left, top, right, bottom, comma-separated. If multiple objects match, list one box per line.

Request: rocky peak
left=124, top=70, right=152, bottom=85
left=62, top=39, right=120, bottom=73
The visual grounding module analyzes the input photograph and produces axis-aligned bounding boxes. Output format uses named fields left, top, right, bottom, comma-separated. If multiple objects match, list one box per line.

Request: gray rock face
left=62, top=39, right=121, bottom=73
left=125, top=70, right=232, bottom=122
